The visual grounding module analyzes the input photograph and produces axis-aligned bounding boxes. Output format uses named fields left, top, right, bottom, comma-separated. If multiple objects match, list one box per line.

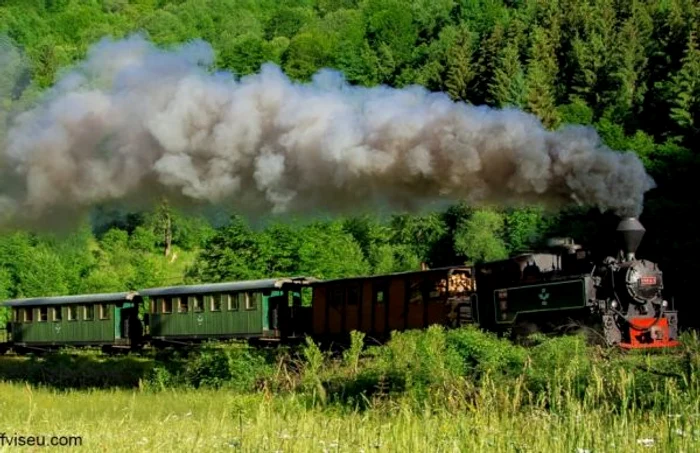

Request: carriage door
left=115, top=302, right=135, bottom=341
left=268, top=294, right=289, bottom=337
left=114, top=304, right=122, bottom=339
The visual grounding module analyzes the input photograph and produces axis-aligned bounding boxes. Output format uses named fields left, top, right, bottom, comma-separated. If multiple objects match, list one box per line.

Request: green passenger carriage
left=2, top=292, right=142, bottom=351
left=140, top=277, right=317, bottom=344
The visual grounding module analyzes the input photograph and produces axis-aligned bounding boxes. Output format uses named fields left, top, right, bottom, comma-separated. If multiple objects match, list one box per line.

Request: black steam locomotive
left=473, top=217, right=679, bottom=349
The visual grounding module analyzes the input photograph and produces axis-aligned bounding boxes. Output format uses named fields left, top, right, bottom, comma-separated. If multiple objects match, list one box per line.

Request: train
left=0, top=216, right=681, bottom=353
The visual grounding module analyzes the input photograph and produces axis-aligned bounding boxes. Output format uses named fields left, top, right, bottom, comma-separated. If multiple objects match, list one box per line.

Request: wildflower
left=676, top=429, right=686, bottom=437
left=637, top=438, right=655, bottom=447
left=576, top=448, right=591, bottom=453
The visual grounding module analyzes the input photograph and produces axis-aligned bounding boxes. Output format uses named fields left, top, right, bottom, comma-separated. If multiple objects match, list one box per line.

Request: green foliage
left=301, top=336, right=327, bottom=403
left=144, top=342, right=273, bottom=392
left=489, top=40, right=526, bottom=108
left=296, top=221, right=370, bottom=278
left=667, top=31, right=700, bottom=137
left=343, top=330, right=365, bottom=375
left=523, top=335, right=592, bottom=406
left=557, top=97, right=594, bottom=125
left=446, top=325, right=527, bottom=379
left=0, top=327, right=699, bottom=425
left=184, top=344, right=270, bottom=391
left=525, top=26, right=560, bottom=128
left=453, top=208, right=508, bottom=263
left=444, top=25, right=475, bottom=101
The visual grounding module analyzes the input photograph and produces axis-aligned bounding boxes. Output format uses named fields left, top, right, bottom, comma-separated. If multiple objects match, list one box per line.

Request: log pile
left=437, top=273, right=474, bottom=294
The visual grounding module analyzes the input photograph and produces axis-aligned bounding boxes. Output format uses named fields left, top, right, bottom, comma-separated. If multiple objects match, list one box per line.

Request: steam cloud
left=0, top=34, right=655, bottom=228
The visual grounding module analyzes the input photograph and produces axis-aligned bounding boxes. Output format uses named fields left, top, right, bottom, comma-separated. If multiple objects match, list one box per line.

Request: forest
left=0, top=0, right=699, bottom=328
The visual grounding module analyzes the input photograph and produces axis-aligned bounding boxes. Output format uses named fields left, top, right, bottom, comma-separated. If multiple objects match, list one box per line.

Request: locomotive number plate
left=640, top=276, right=657, bottom=285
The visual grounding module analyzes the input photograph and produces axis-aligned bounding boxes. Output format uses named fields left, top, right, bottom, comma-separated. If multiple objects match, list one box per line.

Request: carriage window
left=67, top=305, right=78, bottom=321
left=190, top=296, right=203, bottom=312
left=178, top=297, right=188, bottom=313
left=52, top=306, right=62, bottom=322
left=23, top=308, right=33, bottom=323
left=84, top=304, right=94, bottom=321
left=245, top=292, right=258, bottom=310
left=150, top=299, right=156, bottom=313
left=38, top=307, right=48, bottom=322
left=409, top=281, right=422, bottom=304
left=13, top=309, right=19, bottom=323
left=99, top=304, right=110, bottom=320
left=210, top=294, right=221, bottom=312
left=228, top=293, right=238, bottom=311
left=373, top=282, right=388, bottom=304
left=161, top=297, right=173, bottom=313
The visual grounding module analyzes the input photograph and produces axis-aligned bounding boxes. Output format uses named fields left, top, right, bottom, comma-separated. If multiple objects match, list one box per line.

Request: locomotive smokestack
left=616, top=217, right=645, bottom=261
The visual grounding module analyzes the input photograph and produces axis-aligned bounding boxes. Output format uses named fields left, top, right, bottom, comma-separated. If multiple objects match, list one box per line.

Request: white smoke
left=0, top=33, right=655, bottom=228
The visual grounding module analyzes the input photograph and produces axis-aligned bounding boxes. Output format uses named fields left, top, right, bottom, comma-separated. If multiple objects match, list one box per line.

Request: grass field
left=0, top=381, right=699, bottom=452
left=1, top=327, right=700, bottom=452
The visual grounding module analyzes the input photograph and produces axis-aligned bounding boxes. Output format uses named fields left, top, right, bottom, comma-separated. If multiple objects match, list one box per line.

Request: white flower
left=576, top=448, right=591, bottom=453
left=637, top=438, right=655, bottom=447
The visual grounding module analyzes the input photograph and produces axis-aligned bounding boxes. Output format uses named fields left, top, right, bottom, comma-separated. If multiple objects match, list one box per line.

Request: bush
left=144, top=342, right=273, bottom=392
left=446, top=325, right=527, bottom=381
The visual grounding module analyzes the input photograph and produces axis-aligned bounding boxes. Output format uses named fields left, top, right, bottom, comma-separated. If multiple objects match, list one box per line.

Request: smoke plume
left=0, top=33, right=655, bottom=228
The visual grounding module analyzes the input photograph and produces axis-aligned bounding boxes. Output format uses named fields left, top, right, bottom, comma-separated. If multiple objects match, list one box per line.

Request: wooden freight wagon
left=140, top=277, right=317, bottom=344
left=1, top=292, right=142, bottom=351
left=310, top=266, right=477, bottom=342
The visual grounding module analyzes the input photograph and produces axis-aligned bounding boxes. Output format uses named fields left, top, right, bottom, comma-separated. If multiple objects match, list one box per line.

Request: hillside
left=0, top=0, right=698, bottom=326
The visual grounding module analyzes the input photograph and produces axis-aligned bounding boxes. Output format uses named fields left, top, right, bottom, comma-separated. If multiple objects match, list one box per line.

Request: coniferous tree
left=445, top=26, right=475, bottom=102
left=525, top=26, right=560, bottom=128
left=668, top=31, right=700, bottom=138
left=566, top=0, right=616, bottom=113
left=473, top=22, right=506, bottom=105
left=606, top=7, right=651, bottom=124
left=489, top=40, right=526, bottom=108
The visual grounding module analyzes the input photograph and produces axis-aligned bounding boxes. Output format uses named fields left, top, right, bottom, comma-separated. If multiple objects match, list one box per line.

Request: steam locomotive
left=470, top=217, right=679, bottom=348
left=0, top=217, right=680, bottom=353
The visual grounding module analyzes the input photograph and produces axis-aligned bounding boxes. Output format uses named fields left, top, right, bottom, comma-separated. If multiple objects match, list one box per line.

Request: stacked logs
left=436, top=273, right=474, bottom=294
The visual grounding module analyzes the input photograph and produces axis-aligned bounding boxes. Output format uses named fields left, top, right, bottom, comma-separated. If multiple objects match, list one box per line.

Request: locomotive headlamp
left=662, top=300, right=668, bottom=308
left=611, top=301, right=618, bottom=309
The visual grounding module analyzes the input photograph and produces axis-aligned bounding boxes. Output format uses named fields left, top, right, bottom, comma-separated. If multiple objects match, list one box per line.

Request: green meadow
left=1, top=326, right=700, bottom=452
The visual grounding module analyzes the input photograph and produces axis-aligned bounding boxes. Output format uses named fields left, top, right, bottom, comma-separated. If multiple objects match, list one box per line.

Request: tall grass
left=1, top=327, right=699, bottom=451
left=0, top=379, right=698, bottom=452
